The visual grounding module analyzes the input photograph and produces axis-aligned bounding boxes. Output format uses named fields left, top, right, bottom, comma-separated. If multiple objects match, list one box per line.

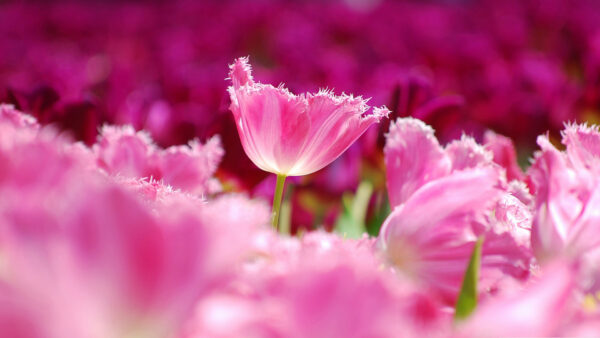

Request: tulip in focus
left=227, top=57, right=389, bottom=229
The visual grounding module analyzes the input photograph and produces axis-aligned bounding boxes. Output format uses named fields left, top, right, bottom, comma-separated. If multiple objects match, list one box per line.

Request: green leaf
left=334, top=181, right=373, bottom=238
left=454, top=237, right=484, bottom=321
left=366, top=192, right=391, bottom=237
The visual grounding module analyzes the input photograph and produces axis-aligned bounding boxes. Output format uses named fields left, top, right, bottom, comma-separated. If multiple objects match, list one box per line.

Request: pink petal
left=379, top=168, right=501, bottom=302
left=484, top=130, right=526, bottom=182
left=445, top=135, right=494, bottom=171
left=529, top=136, right=583, bottom=262
left=459, top=262, right=574, bottom=337
left=384, top=117, right=451, bottom=207
left=0, top=104, right=39, bottom=129
left=158, top=136, right=224, bottom=195
left=562, top=123, right=600, bottom=173
left=228, top=56, right=254, bottom=89
left=94, top=125, right=157, bottom=178
left=290, top=93, right=388, bottom=176
left=492, top=193, right=532, bottom=247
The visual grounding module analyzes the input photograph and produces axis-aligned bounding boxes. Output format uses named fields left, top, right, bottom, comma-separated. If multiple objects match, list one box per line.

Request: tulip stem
left=272, top=174, right=287, bottom=231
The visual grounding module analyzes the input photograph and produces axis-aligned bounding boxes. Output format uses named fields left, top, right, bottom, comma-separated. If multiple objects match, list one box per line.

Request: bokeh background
left=2, top=0, right=600, bottom=234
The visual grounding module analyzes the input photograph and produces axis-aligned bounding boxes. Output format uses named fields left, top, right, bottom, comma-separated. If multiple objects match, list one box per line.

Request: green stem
left=271, top=174, right=287, bottom=231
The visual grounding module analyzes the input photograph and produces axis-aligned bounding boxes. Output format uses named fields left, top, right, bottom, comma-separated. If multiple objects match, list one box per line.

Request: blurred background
left=1, top=0, right=599, bottom=234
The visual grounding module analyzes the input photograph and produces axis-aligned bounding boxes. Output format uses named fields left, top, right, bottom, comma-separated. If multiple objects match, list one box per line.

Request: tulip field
left=2, top=0, right=600, bottom=337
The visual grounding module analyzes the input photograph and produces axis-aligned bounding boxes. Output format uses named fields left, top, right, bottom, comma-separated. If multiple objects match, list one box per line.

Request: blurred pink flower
left=182, top=231, right=450, bottom=338
left=0, top=104, right=39, bottom=129
left=458, top=262, right=575, bottom=337
left=227, top=57, right=389, bottom=176
left=94, top=125, right=223, bottom=195
left=458, top=263, right=576, bottom=337
left=529, top=124, right=600, bottom=294
left=0, top=107, right=269, bottom=338
left=483, top=130, right=526, bottom=182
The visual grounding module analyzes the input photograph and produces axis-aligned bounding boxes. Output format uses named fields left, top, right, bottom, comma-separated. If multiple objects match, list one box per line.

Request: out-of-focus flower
left=483, top=130, right=526, bottom=182
left=227, top=57, right=389, bottom=177
left=94, top=125, right=223, bottom=195
left=0, top=107, right=269, bottom=338
left=528, top=124, right=600, bottom=298
left=181, top=231, right=451, bottom=338
left=458, top=262, right=575, bottom=337
left=529, top=124, right=600, bottom=263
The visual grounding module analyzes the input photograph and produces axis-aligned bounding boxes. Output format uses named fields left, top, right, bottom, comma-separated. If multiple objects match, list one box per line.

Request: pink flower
left=227, top=57, right=389, bottom=176
left=0, top=104, right=39, bottom=129
left=529, top=124, right=600, bottom=261
left=458, top=262, right=575, bottom=337
left=182, top=231, right=450, bottom=338
left=528, top=124, right=600, bottom=297
left=380, top=118, right=532, bottom=304
left=0, top=107, right=268, bottom=338
left=483, top=130, right=526, bottom=182
left=94, top=125, right=223, bottom=195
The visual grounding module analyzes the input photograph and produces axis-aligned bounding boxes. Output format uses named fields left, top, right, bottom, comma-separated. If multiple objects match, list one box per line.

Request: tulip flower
left=94, top=125, right=224, bottom=196
left=529, top=124, right=600, bottom=266
left=0, top=107, right=268, bottom=338
left=458, top=262, right=575, bottom=337
left=380, top=118, right=532, bottom=304
left=228, top=57, right=389, bottom=229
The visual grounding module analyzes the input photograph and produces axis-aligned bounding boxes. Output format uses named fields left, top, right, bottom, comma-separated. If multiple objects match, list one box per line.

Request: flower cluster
left=2, top=87, right=600, bottom=336
left=3, top=0, right=600, bottom=232
left=2, top=0, right=600, bottom=335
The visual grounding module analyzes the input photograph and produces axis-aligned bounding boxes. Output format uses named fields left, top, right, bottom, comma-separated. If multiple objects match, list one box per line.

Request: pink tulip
left=94, top=125, right=223, bottom=195
left=0, top=107, right=269, bottom=338
left=529, top=124, right=600, bottom=263
left=181, top=231, right=450, bottom=338
left=458, top=262, right=575, bottom=337
left=0, top=104, right=39, bottom=129
left=227, top=57, right=389, bottom=177
left=228, top=57, right=388, bottom=229
left=528, top=124, right=600, bottom=299
left=483, top=130, right=526, bottom=182
left=381, top=118, right=532, bottom=304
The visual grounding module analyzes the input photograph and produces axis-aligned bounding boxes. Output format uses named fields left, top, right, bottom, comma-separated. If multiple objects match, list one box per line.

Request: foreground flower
left=228, top=57, right=389, bottom=228
left=528, top=124, right=600, bottom=264
left=458, top=262, right=575, bottom=337
left=379, top=118, right=532, bottom=304
left=181, top=231, right=450, bottom=338
left=526, top=124, right=600, bottom=297
left=0, top=107, right=269, bottom=338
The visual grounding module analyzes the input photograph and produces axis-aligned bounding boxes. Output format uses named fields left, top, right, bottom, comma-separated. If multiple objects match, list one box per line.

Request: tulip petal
left=384, top=117, right=451, bottom=207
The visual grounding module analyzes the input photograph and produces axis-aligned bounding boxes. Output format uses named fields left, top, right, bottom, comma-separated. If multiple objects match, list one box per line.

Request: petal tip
left=386, top=117, right=436, bottom=145
left=372, top=106, right=391, bottom=120
left=228, top=56, right=254, bottom=88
